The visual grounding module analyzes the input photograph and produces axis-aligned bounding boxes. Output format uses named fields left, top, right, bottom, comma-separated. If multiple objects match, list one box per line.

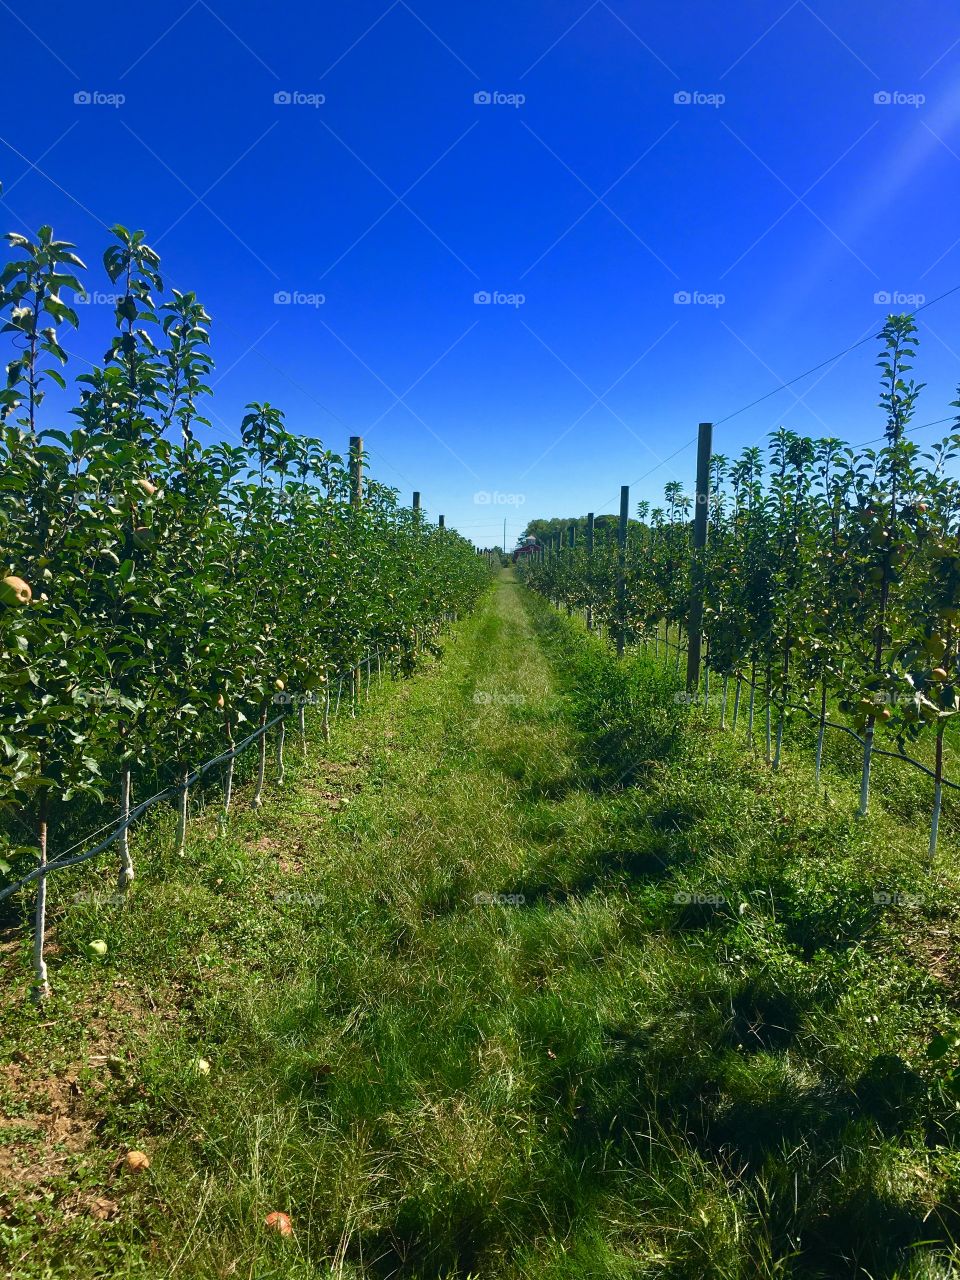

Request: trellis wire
left=1, top=650, right=384, bottom=907
left=3, top=647, right=394, bottom=998
left=635, top=618, right=956, bottom=856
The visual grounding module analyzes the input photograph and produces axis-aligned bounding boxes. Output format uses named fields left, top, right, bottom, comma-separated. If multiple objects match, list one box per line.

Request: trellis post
left=349, top=436, right=363, bottom=710
left=586, top=512, right=595, bottom=630
left=686, top=422, right=713, bottom=692
left=616, top=486, right=629, bottom=657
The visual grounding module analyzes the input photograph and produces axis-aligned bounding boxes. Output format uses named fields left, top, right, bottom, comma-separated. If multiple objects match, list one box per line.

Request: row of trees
left=0, top=224, right=490, bottom=968
left=519, top=318, right=960, bottom=850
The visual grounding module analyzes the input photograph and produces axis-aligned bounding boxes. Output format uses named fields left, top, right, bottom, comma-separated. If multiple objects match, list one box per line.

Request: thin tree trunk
left=298, top=700, right=307, bottom=760
left=252, top=707, right=267, bottom=810
left=175, top=768, right=189, bottom=855
left=223, top=713, right=235, bottom=820
left=117, top=767, right=134, bottom=892
left=322, top=680, right=331, bottom=743
left=720, top=675, right=729, bottom=729
left=33, top=802, right=50, bottom=1000
left=748, top=663, right=757, bottom=745
left=814, top=680, right=827, bottom=785
left=732, top=672, right=742, bottom=732
left=927, top=724, right=944, bottom=868
left=858, top=717, right=875, bottom=817
left=276, top=715, right=286, bottom=786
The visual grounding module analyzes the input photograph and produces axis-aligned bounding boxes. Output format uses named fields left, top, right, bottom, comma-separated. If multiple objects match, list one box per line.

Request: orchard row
left=519, top=318, right=960, bottom=836
left=0, top=224, right=490, bottom=885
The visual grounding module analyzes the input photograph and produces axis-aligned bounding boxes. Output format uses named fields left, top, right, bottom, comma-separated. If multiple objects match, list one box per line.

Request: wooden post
left=565, top=522, right=576, bottom=614
left=438, top=514, right=445, bottom=529
left=349, top=436, right=363, bottom=709
left=349, top=436, right=363, bottom=509
left=616, top=486, right=629, bottom=657
left=686, top=422, right=713, bottom=692
left=412, top=491, right=421, bottom=511
left=586, top=512, right=595, bottom=630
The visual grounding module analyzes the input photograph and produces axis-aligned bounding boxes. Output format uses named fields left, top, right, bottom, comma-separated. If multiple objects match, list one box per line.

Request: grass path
left=3, top=572, right=960, bottom=1279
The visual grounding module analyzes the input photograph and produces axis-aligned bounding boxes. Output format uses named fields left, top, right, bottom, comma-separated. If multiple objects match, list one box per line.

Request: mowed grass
left=2, top=571, right=960, bottom=1279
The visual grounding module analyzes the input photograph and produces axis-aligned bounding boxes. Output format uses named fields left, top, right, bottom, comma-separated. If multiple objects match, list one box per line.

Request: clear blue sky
left=3, top=1, right=960, bottom=546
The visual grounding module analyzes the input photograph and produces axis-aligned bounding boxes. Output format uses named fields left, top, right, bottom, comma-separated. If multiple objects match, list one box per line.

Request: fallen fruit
left=88, top=939, right=108, bottom=958
left=124, top=1150, right=150, bottom=1173
left=192, top=1057, right=211, bottom=1076
left=0, top=575, right=32, bottom=607
left=264, top=1211, right=293, bottom=1236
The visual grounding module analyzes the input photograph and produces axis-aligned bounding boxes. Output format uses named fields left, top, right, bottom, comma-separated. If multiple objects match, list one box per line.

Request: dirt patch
left=0, top=1061, right=93, bottom=1195
left=0, top=982, right=159, bottom=1210
left=907, top=922, right=960, bottom=1001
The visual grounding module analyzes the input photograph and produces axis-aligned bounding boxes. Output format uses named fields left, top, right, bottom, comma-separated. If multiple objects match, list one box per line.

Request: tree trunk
left=175, top=768, right=189, bottom=855
left=33, top=804, right=50, bottom=1000
left=117, top=767, right=134, bottom=892
left=252, top=707, right=267, bottom=810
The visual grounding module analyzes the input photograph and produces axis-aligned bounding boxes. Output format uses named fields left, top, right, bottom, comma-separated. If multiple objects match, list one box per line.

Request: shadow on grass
left=509, top=839, right=696, bottom=909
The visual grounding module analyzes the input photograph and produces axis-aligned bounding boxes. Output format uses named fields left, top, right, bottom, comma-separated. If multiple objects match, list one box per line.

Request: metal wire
left=0, top=655, right=378, bottom=904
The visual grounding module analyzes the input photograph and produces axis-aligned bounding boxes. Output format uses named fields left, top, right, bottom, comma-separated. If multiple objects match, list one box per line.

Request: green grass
left=2, top=571, right=960, bottom=1278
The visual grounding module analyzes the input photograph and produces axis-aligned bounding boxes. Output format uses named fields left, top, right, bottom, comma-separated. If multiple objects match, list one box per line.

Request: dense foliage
left=0, top=224, right=489, bottom=877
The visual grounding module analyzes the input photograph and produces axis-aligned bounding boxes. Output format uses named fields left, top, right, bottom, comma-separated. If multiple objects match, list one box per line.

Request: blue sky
left=3, top=1, right=960, bottom=546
